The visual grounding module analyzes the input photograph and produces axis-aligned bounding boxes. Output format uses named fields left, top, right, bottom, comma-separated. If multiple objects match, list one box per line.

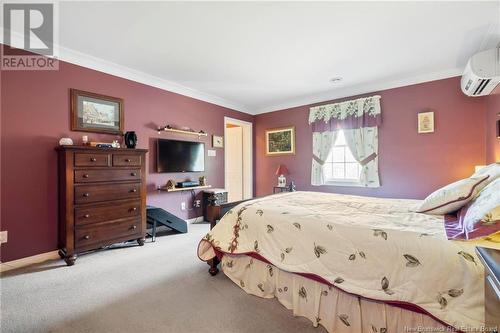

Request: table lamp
left=275, top=164, right=289, bottom=187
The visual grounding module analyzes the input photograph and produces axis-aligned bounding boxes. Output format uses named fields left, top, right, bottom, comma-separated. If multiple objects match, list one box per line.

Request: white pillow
left=471, top=163, right=500, bottom=191
left=416, top=175, right=490, bottom=215
left=460, top=178, right=500, bottom=239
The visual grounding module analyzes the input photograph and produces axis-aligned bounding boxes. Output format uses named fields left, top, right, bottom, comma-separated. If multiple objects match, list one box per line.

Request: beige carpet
left=0, top=224, right=325, bottom=333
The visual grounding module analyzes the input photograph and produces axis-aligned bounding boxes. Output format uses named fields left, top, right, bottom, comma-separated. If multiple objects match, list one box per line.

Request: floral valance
left=309, top=95, right=382, bottom=131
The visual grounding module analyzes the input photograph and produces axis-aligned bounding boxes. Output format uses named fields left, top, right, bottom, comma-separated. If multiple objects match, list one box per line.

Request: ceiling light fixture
left=330, top=77, right=343, bottom=83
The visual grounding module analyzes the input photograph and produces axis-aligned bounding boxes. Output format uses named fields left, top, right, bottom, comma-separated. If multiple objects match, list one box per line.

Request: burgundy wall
left=254, top=77, right=488, bottom=199
left=1, top=60, right=253, bottom=262
left=486, top=93, right=500, bottom=163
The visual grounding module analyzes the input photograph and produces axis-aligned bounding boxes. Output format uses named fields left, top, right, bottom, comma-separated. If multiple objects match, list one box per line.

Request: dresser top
left=55, top=145, right=148, bottom=153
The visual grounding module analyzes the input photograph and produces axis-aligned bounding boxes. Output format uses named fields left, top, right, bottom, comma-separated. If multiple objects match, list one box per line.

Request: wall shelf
left=157, top=125, right=207, bottom=137
left=159, top=185, right=212, bottom=192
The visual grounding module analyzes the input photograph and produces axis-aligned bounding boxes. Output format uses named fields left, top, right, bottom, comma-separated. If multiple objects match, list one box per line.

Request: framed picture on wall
left=70, top=89, right=124, bottom=135
left=265, top=126, right=295, bottom=156
left=212, top=135, right=224, bottom=148
left=417, top=111, right=434, bottom=134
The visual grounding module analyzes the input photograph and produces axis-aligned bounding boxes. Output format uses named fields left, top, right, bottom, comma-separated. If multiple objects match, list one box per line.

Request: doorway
left=224, top=117, right=253, bottom=202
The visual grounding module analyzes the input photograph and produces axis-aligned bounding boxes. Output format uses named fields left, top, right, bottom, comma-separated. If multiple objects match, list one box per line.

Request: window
left=323, top=130, right=361, bottom=183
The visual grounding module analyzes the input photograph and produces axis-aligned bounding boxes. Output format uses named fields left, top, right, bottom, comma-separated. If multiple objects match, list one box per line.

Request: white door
left=226, top=126, right=243, bottom=202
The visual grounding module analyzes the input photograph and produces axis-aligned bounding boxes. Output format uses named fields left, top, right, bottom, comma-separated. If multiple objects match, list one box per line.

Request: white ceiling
left=8, top=1, right=500, bottom=114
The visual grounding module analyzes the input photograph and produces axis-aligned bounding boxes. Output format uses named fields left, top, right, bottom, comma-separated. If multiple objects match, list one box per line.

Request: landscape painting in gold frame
left=265, top=126, right=295, bottom=156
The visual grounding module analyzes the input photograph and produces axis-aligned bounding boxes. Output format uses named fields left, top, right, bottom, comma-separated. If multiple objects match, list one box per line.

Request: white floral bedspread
left=197, top=191, right=487, bottom=330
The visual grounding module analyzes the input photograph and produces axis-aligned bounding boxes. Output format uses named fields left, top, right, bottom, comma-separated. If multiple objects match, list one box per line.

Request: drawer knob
left=84, top=235, right=90, bottom=240
left=83, top=174, right=89, bottom=178
left=83, top=193, right=90, bottom=197
left=90, top=158, right=97, bottom=162
left=130, top=188, right=137, bottom=193
left=125, top=158, right=131, bottom=162
left=131, top=225, right=137, bottom=230
left=131, top=172, right=137, bottom=176
left=84, top=214, right=90, bottom=218
left=131, top=207, right=137, bottom=211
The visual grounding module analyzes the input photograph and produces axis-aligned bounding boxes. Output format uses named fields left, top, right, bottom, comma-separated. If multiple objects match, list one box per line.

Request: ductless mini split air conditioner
left=461, top=47, right=500, bottom=96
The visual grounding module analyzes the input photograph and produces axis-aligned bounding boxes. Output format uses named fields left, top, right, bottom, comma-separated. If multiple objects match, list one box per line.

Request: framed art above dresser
left=56, top=146, right=148, bottom=265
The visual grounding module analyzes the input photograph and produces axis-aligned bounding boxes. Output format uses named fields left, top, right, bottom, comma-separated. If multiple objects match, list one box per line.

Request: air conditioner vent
left=461, top=48, right=500, bottom=97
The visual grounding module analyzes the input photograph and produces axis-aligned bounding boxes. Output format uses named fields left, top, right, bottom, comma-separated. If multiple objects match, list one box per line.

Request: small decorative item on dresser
left=199, top=176, right=207, bottom=186
left=124, top=131, right=137, bottom=148
left=275, top=164, right=289, bottom=187
left=82, top=135, right=89, bottom=145
left=58, top=138, right=73, bottom=146
left=212, top=135, right=224, bottom=148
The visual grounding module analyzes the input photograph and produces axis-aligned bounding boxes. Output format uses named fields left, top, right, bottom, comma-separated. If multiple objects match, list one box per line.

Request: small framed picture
left=266, top=126, right=295, bottom=156
left=418, top=111, right=434, bottom=134
left=71, top=89, right=124, bottom=135
left=212, top=135, right=224, bottom=148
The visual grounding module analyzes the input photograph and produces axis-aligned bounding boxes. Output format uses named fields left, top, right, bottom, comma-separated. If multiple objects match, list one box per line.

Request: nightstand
left=476, top=247, right=500, bottom=333
left=203, top=189, right=228, bottom=222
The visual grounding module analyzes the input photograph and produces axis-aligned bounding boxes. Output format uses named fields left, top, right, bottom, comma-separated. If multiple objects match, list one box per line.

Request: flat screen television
left=157, top=139, right=205, bottom=173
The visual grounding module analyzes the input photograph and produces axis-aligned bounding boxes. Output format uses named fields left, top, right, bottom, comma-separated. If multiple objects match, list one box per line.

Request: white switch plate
left=207, top=149, right=216, bottom=157
left=0, top=231, right=7, bottom=244
left=181, top=202, right=186, bottom=210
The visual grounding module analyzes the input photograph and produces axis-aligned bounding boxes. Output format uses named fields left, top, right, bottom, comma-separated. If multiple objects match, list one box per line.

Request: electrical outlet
left=194, top=200, right=201, bottom=208
left=181, top=202, right=186, bottom=210
left=0, top=231, right=7, bottom=244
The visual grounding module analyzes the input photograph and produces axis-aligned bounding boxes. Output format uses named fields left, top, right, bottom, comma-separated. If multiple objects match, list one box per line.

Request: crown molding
left=253, top=68, right=463, bottom=115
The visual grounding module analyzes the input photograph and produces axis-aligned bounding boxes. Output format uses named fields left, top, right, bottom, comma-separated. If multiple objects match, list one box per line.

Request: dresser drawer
left=75, top=169, right=141, bottom=183
left=112, top=154, right=142, bottom=167
left=74, top=153, right=109, bottom=167
left=75, top=218, right=140, bottom=248
left=75, top=200, right=141, bottom=225
left=75, top=183, right=141, bottom=204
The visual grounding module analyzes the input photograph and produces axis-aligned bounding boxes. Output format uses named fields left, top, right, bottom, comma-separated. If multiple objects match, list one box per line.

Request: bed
left=198, top=191, right=499, bottom=332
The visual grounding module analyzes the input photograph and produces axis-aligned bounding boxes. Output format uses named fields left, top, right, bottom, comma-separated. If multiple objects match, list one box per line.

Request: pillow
left=471, top=162, right=500, bottom=191
left=456, top=178, right=500, bottom=240
left=416, top=175, right=489, bottom=215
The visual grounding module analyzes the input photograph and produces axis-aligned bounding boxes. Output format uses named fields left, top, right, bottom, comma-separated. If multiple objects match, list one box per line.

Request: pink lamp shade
left=275, top=164, right=289, bottom=176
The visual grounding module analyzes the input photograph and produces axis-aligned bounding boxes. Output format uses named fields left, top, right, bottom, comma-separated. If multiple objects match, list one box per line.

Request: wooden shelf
left=159, top=185, right=212, bottom=192
left=157, top=126, right=208, bottom=137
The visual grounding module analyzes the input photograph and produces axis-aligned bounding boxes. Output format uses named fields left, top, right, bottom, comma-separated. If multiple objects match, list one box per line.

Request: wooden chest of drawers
left=56, top=146, right=148, bottom=265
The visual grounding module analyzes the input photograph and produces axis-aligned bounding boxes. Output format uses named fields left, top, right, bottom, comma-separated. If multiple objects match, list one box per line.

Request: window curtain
left=311, top=131, right=338, bottom=186
left=343, top=127, right=380, bottom=187
left=309, top=95, right=381, bottom=187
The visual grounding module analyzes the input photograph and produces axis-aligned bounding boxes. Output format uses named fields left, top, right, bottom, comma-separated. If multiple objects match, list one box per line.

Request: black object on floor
left=146, top=205, right=188, bottom=241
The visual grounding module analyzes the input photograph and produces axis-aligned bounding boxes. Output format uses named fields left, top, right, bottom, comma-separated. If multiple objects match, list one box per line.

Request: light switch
left=208, top=149, right=216, bottom=157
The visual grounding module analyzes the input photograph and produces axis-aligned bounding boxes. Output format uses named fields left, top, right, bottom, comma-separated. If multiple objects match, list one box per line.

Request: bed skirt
left=221, top=254, right=448, bottom=333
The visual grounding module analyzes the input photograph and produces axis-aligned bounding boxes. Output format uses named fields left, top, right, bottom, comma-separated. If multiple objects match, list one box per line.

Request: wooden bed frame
left=205, top=198, right=252, bottom=275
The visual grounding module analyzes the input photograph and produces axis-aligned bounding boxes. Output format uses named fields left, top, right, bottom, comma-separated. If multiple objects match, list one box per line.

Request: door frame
left=224, top=116, right=253, bottom=200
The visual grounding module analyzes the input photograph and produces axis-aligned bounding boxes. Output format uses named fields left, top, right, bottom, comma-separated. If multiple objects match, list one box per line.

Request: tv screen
left=157, top=139, right=205, bottom=173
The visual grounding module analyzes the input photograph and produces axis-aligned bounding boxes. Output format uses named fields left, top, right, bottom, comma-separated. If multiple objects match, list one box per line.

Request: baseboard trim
left=0, top=250, right=60, bottom=273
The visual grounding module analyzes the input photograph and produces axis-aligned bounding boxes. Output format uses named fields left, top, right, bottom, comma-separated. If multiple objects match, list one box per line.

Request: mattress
left=198, top=191, right=498, bottom=330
